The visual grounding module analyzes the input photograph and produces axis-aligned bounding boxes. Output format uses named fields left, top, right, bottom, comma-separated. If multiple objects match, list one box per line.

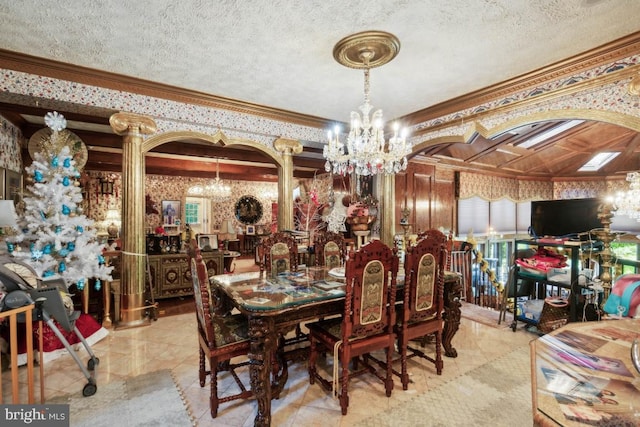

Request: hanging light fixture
left=323, top=31, right=412, bottom=176
left=614, top=171, right=640, bottom=220
left=187, top=158, right=231, bottom=201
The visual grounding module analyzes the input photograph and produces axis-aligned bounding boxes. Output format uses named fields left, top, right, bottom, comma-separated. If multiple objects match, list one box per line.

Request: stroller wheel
left=82, top=382, right=97, bottom=397
left=87, top=357, right=99, bottom=371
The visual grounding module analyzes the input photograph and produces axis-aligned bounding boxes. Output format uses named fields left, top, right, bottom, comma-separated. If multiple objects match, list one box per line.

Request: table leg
left=442, top=277, right=462, bottom=358
left=248, top=316, right=276, bottom=427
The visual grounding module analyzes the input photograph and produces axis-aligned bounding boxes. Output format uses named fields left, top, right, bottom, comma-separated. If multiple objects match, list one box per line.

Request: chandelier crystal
left=187, top=158, right=231, bottom=202
left=614, top=171, right=640, bottom=220
left=323, top=31, right=412, bottom=176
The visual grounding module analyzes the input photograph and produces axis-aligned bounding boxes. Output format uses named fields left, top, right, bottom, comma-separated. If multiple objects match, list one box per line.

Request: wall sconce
left=100, top=179, right=114, bottom=195
left=105, top=209, right=121, bottom=239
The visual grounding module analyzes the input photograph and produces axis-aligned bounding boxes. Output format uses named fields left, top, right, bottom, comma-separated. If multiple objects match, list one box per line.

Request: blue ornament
left=98, top=255, right=105, bottom=264
left=67, top=242, right=75, bottom=251
left=77, top=278, right=85, bottom=291
left=94, top=279, right=101, bottom=292
left=43, top=244, right=52, bottom=254
left=76, top=226, right=83, bottom=233
left=62, top=176, right=70, bottom=186
left=34, top=170, right=43, bottom=182
left=62, top=205, right=70, bottom=215
left=40, top=211, right=46, bottom=220
left=55, top=225, right=62, bottom=234
left=58, top=249, right=69, bottom=257
left=63, top=158, right=71, bottom=168
left=43, top=270, right=54, bottom=278
left=51, top=156, right=59, bottom=167
left=6, top=242, right=14, bottom=253
left=58, top=262, right=66, bottom=272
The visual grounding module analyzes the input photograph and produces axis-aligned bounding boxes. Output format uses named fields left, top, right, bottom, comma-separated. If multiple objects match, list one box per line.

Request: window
left=185, top=202, right=200, bottom=225
left=458, top=196, right=489, bottom=237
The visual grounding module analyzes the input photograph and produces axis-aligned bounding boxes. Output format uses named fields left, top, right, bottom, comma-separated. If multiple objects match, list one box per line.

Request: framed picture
left=5, top=169, right=21, bottom=202
left=162, top=200, right=180, bottom=225
left=197, top=234, right=218, bottom=252
left=246, top=225, right=255, bottom=235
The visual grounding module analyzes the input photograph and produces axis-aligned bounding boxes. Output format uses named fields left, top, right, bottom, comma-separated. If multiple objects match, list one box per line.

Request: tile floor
left=3, top=303, right=537, bottom=426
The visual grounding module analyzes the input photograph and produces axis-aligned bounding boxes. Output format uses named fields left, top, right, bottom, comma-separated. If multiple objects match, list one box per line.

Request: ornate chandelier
left=614, top=171, right=640, bottom=220
left=187, top=158, right=231, bottom=201
left=323, top=31, right=412, bottom=176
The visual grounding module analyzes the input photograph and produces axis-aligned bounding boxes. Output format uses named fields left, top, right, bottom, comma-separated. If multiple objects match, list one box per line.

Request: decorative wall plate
left=28, top=128, right=88, bottom=170
left=235, top=195, right=263, bottom=225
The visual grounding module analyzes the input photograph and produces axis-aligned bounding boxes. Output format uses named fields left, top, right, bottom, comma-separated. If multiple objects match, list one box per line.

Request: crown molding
left=0, top=49, right=332, bottom=129
left=402, top=31, right=640, bottom=126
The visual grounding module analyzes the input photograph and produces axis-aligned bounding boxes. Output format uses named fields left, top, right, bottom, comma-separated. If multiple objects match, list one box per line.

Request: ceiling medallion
left=324, top=31, right=411, bottom=176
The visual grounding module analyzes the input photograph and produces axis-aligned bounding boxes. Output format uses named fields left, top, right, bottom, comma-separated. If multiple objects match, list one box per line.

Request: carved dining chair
left=307, top=239, right=399, bottom=415
left=314, top=231, right=346, bottom=269
left=396, top=229, right=447, bottom=389
left=257, top=231, right=299, bottom=277
left=186, top=239, right=252, bottom=418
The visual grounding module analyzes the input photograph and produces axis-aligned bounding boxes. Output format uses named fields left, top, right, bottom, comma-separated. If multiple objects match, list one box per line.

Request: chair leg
left=400, top=337, right=409, bottom=390
left=308, top=335, right=317, bottom=385
left=385, top=346, right=394, bottom=397
left=209, top=356, right=219, bottom=418
left=199, top=347, right=206, bottom=387
left=340, top=356, right=349, bottom=415
left=435, top=331, right=443, bottom=375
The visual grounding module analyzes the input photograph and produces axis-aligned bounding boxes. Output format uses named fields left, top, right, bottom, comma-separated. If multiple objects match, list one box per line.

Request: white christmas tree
left=7, top=112, right=112, bottom=291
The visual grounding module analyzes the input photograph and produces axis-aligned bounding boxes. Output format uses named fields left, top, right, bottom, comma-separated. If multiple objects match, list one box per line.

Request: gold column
left=274, top=138, right=302, bottom=231
left=380, top=173, right=396, bottom=247
left=109, top=112, right=157, bottom=328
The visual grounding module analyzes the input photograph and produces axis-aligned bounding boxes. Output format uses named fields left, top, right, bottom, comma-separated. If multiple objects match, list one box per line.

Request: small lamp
left=105, top=209, right=121, bottom=239
left=221, top=219, right=235, bottom=251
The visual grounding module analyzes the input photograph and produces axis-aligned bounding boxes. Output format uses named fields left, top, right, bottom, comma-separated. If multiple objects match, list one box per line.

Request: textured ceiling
left=1, top=0, right=640, bottom=124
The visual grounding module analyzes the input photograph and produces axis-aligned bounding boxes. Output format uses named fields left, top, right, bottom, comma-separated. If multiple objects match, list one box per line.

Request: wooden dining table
left=209, top=266, right=462, bottom=427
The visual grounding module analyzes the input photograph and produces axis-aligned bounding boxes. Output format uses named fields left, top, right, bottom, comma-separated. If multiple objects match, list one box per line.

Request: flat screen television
left=530, top=198, right=602, bottom=238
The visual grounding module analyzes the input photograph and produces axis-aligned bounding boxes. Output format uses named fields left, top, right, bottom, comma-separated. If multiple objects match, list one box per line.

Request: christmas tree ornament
left=55, top=225, right=62, bottom=233
left=62, top=176, right=70, bottom=186
left=58, top=248, right=69, bottom=257
left=94, top=279, right=101, bottom=291
left=43, top=270, right=54, bottom=277
left=6, top=242, right=14, bottom=253
left=62, top=205, right=70, bottom=215
left=77, top=278, right=85, bottom=291
left=31, top=249, right=43, bottom=260
left=98, top=255, right=105, bottom=264
left=67, top=242, right=75, bottom=251
left=44, top=111, right=67, bottom=131
left=43, top=244, right=52, bottom=254
left=58, top=261, right=66, bottom=272
left=34, top=170, right=43, bottom=182
left=63, top=157, right=71, bottom=168
left=76, top=226, right=83, bottom=233
left=51, top=156, right=59, bottom=167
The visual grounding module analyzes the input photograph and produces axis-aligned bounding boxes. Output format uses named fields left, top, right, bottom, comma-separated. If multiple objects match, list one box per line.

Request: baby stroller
left=0, top=259, right=99, bottom=396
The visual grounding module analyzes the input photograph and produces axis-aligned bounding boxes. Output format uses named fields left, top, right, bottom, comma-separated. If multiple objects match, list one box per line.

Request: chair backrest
left=188, top=238, right=217, bottom=348
left=258, top=232, right=299, bottom=276
left=314, top=231, right=346, bottom=269
left=404, top=229, right=447, bottom=324
left=342, top=239, right=399, bottom=340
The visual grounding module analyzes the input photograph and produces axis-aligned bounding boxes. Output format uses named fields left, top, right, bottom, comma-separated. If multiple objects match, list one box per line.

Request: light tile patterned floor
left=2, top=303, right=536, bottom=426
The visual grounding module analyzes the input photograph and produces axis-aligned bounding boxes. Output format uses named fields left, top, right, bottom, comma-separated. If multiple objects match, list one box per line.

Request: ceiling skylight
left=518, top=119, right=585, bottom=149
left=578, top=152, right=620, bottom=172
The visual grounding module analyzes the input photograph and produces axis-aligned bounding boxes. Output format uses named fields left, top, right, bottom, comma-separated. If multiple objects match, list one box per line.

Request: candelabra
left=595, top=201, right=616, bottom=299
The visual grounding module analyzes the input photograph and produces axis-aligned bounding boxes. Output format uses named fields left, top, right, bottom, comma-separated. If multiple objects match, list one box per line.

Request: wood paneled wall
left=395, top=162, right=455, bottom=234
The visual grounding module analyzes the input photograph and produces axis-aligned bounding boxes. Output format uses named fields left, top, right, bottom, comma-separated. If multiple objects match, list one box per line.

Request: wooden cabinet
left=148, top=252, right=224, bottom=299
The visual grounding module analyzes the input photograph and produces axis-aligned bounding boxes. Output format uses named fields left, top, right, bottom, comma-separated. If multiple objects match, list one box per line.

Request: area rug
left=355, top=345, right=532, bottom=427
left=461, top=302, right=510, bottom=329
left=48, top=369, right=194, bottom=427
